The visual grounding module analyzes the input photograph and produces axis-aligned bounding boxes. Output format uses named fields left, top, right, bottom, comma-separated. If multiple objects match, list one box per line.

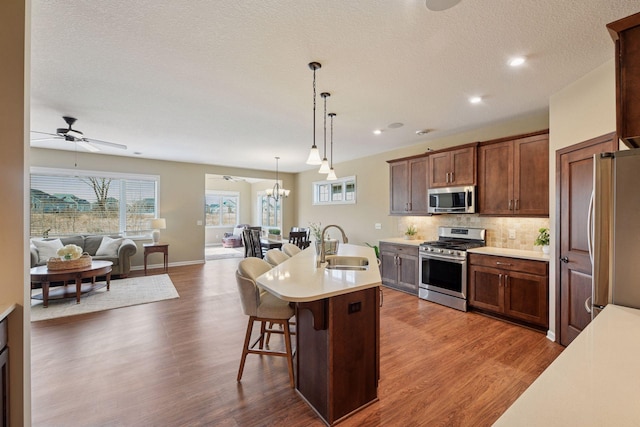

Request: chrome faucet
left=319, top=224, right=349, bottom=266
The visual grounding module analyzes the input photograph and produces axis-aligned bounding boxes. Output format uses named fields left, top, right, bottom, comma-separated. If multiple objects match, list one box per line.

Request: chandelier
left=265, top=156, right=290, bottom=201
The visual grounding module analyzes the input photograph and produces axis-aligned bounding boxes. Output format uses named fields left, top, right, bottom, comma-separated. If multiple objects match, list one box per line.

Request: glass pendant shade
left=306, top=146, right=322, bottom=165
left=318, top=158, right=330, bottom=173
left=326, top=168, right=337, bottom=181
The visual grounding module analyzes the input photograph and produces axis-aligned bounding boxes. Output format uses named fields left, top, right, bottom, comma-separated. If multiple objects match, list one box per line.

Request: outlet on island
left=508, top=229, right=516, bottom=240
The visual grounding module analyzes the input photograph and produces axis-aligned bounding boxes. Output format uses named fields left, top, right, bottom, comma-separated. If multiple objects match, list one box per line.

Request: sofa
left=30, top=235, right=138, bottom=278
left=222, top=224, right=250, bottom=248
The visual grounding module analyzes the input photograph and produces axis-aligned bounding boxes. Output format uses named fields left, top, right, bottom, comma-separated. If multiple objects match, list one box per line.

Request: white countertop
left=468, top=246, right=550, bottom=262
left=256, top=244, right=382, bottom=302
left=0, top=303, right=16, bottom=322
left=494, top=304, right=640, bottom=426
left=379, top=237, right=423, bottom=246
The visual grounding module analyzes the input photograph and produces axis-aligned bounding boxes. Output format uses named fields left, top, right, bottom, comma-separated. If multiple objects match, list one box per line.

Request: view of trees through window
left=259, top=194, right=281, bottom=229
left=205, top=192, right=239, bottom=226
left=30, top=169, right=158, bottom=237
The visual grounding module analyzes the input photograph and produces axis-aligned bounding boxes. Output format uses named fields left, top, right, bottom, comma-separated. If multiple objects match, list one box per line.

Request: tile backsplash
left=396, top=215, right=550, bottom=252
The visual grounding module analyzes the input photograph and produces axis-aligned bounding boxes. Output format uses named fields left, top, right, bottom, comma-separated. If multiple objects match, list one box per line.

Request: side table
left=144, top=243, right=169, bottom=275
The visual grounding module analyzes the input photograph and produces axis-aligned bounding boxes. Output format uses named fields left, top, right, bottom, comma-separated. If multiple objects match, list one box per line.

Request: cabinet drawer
left=0, top=318, right=6, bottom=349
left=379, top=242, right=418, bottom=255
left=469, top=254, right=547, bottom=276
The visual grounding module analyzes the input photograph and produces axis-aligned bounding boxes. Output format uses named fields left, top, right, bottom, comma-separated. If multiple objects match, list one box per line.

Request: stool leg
left=237, top=316, right=255, bottom=382
left=283, top=320, right=295, bottom=388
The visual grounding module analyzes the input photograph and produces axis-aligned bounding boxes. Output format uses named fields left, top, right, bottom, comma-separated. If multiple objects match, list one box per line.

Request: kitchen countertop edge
left=468, top=246, right=550, bottom=262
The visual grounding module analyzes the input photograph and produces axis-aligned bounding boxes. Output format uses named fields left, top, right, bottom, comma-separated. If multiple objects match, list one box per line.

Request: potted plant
left=534, top=227, right=550, bottom=254
left=268, top=228, right=281, bottom=240
left=404, top=225, right=418, bottom=240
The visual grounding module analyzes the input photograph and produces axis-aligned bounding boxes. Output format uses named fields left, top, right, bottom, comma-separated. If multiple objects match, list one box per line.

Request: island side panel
left=296, top=301, right=329, bottom=421
left=330, top=287, right=379, bottom=423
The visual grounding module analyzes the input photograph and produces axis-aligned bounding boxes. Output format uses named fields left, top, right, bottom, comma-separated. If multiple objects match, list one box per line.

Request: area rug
left=206, top=246, right=244, bottom=260
left=30, top=274, right=179, bottom=322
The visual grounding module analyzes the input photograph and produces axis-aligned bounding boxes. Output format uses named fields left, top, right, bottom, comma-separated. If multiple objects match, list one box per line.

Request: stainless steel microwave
left=428, top=186, right=476, bottom=214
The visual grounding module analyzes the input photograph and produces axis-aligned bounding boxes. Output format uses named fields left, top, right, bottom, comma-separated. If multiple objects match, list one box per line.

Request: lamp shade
left=151, top=218, right=166, bottom=230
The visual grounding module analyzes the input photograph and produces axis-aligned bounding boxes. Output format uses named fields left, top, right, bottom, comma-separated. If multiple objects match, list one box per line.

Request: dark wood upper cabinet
left=608, top=12, right=640, bottom=148
left=388, top=155, right=429, bottom=215
left=428, top=144, right=477, bottom=188
left=478, top=131, right=549, bottom=216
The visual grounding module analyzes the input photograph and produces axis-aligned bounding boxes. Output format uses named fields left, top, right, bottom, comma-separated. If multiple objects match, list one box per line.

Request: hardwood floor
left=31, top=259, right=563, bottom=426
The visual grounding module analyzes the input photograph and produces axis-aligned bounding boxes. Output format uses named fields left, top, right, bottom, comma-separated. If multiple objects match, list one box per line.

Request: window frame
left=30, top=166, right=160, bottom=238
left=313, top=175, right=357, bottom=205
left=205, top=190, right=240, bottom=228
left=257, top=191, right=283, bottom=232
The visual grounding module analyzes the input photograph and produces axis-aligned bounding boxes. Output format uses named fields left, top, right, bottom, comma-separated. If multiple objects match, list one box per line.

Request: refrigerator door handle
left=585, top=296, right=592, bottom=314
left=587, top=190, right=595, bottom=266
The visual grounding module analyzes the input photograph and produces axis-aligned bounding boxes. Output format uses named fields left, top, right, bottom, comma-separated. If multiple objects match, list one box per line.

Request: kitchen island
left=257, top=244, right=381, bottom=426
left=494, top=304, right=640, bottom=426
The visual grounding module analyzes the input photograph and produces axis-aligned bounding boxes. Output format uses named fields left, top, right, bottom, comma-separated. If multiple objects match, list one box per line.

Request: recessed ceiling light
left=373, top=129, right=383, bottom=135
left=416, top=129, right=430, bottom=135
left=469, top=96, right=482, bottom=104
left=388, top=122, right=404, bottom=129
left=509, top=56, right=526, bottom=67
left=133, top=151, right=143, bottom=155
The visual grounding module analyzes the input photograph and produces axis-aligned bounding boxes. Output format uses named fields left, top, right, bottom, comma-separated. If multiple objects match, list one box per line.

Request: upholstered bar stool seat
left=236, top=258, right=295, bottom=388
left=281, top=243, right=302, bottom=257
left=264, top=248, right=290, bottom=267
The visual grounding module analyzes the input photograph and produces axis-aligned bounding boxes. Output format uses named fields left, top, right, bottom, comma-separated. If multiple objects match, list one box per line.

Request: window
left=205, top=191, right=239, bottom=227
left=313, top=176, right=356, bottom=205
left=30, top=167, right=159, bottom=237
left=258, top=193, right=282, bottom=230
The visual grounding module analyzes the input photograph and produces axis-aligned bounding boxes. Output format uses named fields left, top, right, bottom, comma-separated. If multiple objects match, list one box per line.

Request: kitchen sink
left=324, top=256, right=369, bottom=271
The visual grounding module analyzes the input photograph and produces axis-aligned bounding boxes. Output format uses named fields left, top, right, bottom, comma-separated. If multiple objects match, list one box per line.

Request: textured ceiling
left=30, top=1, right=639, bottom=173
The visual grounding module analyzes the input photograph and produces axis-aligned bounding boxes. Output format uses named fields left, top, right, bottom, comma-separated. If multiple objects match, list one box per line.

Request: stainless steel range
left=418, top=226, right=486, bottom=311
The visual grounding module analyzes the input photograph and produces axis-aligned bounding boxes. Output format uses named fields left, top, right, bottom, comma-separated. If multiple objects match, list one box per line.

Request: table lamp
left=150, top=218, right=166, bottom=244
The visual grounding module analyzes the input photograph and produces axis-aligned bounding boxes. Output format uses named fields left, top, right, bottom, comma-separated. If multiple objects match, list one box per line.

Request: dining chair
left=288, top=231, right=310, bottom=249
left=281, top=243, right=302, bottom=257
left=242, top=228, right=264, bottom=258
left=236, top=258, right=295, bottom=388
left=264, top=249, right=289, bottom=267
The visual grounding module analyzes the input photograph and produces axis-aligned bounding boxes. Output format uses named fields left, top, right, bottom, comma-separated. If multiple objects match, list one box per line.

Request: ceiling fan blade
left=31, top=130, right=60, bottom=137
left=76, top=139, right=101, bottom=153
left=85, top=138, right=127, bottom=150
left=31, top=137, right=63, bottom=142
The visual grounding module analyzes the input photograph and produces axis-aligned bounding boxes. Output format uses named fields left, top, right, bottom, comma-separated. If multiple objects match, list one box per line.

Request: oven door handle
left=420, top=254, right=466, bottom=264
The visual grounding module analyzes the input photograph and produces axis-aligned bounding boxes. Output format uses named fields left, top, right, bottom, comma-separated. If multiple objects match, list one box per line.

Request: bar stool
left=235, top=258, right=295, bottom=388
left=281, top=243, right=302, bottom=257
left=264, top=249, right=290, bottom=267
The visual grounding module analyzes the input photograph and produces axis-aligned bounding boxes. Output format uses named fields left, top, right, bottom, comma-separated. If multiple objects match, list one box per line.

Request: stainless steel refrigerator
left=589, top=149, right=640, bottom=318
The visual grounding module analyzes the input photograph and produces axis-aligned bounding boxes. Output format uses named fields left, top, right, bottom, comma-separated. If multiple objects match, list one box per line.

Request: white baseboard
left=546, top=330, right=556, bottom=342
left=130, top=259, right=205, bottom=271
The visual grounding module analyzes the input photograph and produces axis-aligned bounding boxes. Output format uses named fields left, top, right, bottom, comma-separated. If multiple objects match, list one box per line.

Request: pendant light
left=265, top=156, right=290, bottom=201
left=318, top=92, right=331, bottom=173
left=306, top=62, right=323, bottom=165
left=326, top=113, right=338, bottom=181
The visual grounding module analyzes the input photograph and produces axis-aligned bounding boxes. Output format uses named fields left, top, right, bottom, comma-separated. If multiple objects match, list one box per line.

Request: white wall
left=548, top=59, right=618, bottom=339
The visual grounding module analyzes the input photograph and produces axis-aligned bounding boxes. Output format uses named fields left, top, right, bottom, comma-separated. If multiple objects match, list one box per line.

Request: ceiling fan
left=31, top=116, right=127, bottom=152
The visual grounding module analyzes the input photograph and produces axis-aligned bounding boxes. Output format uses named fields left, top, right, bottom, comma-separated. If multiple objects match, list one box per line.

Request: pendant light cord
left=312, top=67, right=317, bottom=148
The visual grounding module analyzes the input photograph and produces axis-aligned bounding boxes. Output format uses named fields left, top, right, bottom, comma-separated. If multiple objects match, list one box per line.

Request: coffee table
left=30, top=260, right=113, bottom=308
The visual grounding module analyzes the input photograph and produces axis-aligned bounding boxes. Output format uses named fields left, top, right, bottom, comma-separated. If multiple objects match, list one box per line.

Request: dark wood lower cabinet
left=380, top=242, right=419, bottom=295
left=468, top=254, right=549, bottom=330
left=296, top=287, right=380, bottom=426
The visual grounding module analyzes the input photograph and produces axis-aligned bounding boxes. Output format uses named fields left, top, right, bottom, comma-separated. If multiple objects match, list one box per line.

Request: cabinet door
left=428, top=152, right=451, bottom=188
left=504, top=271, right=548, bottom=327
left=397, top=252, right=419, bottom=295
left=468, top=265, right=503, bottom=313
left=389, top=161, right=409, bottom=214
left=408, top=157, right=429, bottom=214
left=513, top=134, right=549, bottom=216
left=380, top=248, right=398, bottom=288
left=478, top=142, right=514, bottom=215
left=450, top=146, right=476, bottom=185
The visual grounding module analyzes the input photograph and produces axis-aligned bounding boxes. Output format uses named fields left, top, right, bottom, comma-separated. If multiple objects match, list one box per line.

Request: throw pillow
left=32, top=238, right=63, bottom=263
left=95, top=236, right=123, bottom=257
